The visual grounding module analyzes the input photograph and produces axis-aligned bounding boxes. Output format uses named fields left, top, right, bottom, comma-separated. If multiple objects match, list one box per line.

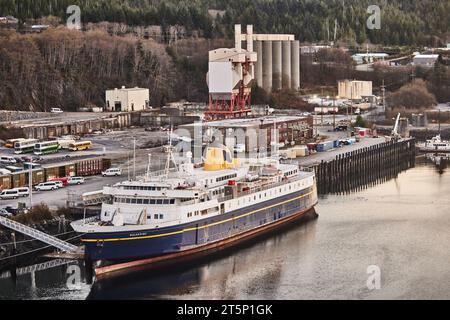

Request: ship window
left=154, top=214, right=158, bottom=219
left=143, top=199, right=149, bottom=204
left=147, top=214, right=151, bottom=219
left=156, top=199, right=163, bottom=205
left=150, top=199, right=156, bottom=204
left=126, top=198, right=131, bottom=204
left=159, top=214, right=164, bottom=219
left=170, top=199, right=175, bottom=204
left=131, top=199, right=137, bottom=204
left=163, top=199, right=169, bottom=204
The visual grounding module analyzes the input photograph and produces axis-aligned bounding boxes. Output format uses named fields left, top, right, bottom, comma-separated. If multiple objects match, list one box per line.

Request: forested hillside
left=0, top=1, right=449, bottom=111
left=0, top=28, right=226, bottom=111
left=1, top=0, right=449, bottom=46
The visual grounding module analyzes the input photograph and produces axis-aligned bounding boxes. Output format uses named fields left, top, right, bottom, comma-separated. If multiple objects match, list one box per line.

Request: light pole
left=133, top=137, right=136, bottom=180
left=28, top=165, right=33, bottom=209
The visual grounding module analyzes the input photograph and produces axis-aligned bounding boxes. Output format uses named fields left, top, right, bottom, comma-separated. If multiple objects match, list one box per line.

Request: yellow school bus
left=69, top=141, right=93, bottom=151
left=4, top=138, right=26, bottom=148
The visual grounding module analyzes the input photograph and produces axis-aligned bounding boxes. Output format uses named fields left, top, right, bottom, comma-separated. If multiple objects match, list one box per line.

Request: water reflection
left=425, top=153, right=450, bottom=174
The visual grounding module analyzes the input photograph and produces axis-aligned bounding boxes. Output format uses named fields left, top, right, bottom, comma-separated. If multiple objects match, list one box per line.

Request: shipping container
left=76, top=158, right=111, bottom=176
left=65, top=164, right=76, bottom=177
left=26, top=170, right=45, bottom=186
left=316, top=141, right=334, bottom=152
left=12, top=172, right=26, bottom=188
left=45, top=167, right=59, bottom=181
left=0, top=175, right=12, bottom=190
left=293, top=146, right=309, bottom=157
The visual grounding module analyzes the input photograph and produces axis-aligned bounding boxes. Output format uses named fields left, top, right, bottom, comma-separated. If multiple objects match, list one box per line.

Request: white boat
left=71, top=142, right=318, bottom=265
left=417, top=135, right=450, bottom=152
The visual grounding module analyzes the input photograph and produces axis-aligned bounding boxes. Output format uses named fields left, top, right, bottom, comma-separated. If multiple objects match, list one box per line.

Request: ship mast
left=164, top=126, right=178, bottom=179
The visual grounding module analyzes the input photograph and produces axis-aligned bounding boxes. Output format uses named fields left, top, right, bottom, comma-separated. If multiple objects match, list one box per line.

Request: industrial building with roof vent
left=105, top=86, right=150, bottom=112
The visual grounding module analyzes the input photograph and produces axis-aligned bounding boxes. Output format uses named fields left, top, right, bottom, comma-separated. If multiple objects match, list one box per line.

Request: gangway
left=0, top=259, right=73, bottom=280
left=82, top=190, right=110, bottom=206
left=0, top=216, right=78, bottom=252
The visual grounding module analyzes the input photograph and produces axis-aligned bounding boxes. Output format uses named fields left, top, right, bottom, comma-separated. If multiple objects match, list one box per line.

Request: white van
left=0, top=168, right=12, bottom=175
left=0, top=187, right=29, bottom=200
left=0, top=156, right=17, bottom=164
left=50, top=108, right=63, bottom=114
left=68, top=177, right=85, bottom=185
left=102, top=168, right=122, bottom=177
left=35, top=181, right=59, bottom=191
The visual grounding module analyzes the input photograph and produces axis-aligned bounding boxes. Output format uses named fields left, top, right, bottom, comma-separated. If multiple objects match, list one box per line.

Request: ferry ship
left=71, top=143, right=318, bottom=264
left=417, top=135, right=450, bottom=153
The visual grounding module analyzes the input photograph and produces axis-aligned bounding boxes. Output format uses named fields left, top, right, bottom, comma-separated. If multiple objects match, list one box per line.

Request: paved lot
left=296, top=136, right=386, bottom=167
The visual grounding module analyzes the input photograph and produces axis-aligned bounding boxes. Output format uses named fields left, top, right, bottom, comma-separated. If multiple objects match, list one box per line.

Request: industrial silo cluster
left=235, top=25, right=300, bottom=93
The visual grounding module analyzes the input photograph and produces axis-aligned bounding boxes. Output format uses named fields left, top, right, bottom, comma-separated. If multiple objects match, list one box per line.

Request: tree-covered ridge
left=0, top=0, right=449, bottom=45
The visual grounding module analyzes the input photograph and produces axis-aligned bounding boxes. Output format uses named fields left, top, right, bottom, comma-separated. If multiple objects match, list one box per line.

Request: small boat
left=417, top=135, right=450, bottom=153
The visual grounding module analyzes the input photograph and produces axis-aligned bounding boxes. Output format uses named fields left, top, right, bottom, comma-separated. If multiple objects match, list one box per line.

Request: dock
left=313, top=138, right=416, bottom=195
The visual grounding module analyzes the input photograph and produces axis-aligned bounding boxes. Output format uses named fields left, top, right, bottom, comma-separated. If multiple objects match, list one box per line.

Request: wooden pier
left=313, top=138, right=416, bottom=195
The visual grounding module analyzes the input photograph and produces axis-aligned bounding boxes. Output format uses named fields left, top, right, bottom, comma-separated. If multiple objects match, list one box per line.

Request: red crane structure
left=205, top=25, right=257, bottom=121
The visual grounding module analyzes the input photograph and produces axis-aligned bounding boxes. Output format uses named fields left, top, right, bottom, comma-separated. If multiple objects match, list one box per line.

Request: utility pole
left=146, top=154, right=152, bottom=180
left=381, top=79, right=386, bottom=114
left=28, top=165, right=33, bottom=208
left=410, top=68, right=416, bottom=83
left=333, top=95, right=336, bottom=129
left=314, top=107, right=318, bottom=137
left=133, top=137, right=136, bottom=180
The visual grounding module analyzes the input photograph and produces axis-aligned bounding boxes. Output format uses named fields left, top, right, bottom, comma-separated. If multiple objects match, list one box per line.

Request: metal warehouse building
left=106, top=86, right=150, bottom=112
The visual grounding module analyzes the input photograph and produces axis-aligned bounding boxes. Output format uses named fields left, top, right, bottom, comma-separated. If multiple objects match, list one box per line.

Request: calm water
left=1, top=160, right=449, bottom=300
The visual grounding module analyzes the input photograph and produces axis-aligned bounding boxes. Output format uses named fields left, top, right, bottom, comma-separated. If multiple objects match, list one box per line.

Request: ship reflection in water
left=1, top=161, right=450, bottom=299
left=426, top=153, right=450, bottom=174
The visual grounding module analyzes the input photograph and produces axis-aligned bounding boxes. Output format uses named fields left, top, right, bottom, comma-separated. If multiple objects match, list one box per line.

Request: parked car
left=0, top=187, right=29, bottom=200
left=0, top=156, right=17, bottom=164
left=49, top=177, right=68, bottom=187
left=0, top=168, right=12, bottom=175
left=50, top=108, right=64, bottom=114
left=35, top=181, right=60, bottom=191
left=68, top=177, right=85, bottom=185
left=21, top=156, right=42, bottom=163
left=0, top=208, right=12, bottom=217
left=102, top=168, right=122, bottom=177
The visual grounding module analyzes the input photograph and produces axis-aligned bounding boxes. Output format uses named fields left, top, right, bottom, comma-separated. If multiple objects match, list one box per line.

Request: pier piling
left=313, top=138, right=416, bottom=195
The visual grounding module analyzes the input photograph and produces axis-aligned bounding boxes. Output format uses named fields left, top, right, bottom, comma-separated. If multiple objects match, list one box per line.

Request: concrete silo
left=272, top=41, right=282, bottom=91
left=290, top=40, right=300, bottom=91
left=282, top=41, right=292, bottom=89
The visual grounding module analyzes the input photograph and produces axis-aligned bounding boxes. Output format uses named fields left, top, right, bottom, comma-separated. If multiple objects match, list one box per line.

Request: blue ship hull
left=81, top=187, right=317, bottom=262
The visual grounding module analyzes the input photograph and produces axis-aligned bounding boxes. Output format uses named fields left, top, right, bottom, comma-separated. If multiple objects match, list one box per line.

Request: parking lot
left=0, top=128, right=173, bottom=210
